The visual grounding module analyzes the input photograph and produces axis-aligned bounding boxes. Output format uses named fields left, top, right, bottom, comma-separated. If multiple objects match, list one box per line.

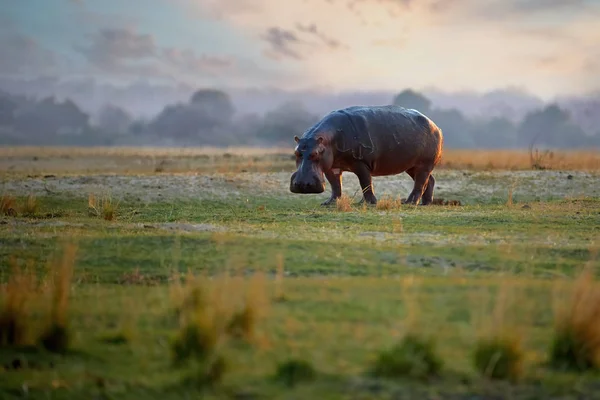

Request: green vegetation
left=369, top=334, right=443, bottom=380
left=1, top=167, right=600, bottom=399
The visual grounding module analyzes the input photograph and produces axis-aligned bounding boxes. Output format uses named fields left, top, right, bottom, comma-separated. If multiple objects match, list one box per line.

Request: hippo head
left=290, top=135, right=333, bottom=194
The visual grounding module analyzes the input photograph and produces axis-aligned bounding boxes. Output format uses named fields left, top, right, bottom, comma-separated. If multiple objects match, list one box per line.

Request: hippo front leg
left=353, top=163, right=377, bottom=205
left=321, top=169, right=342, bottom=206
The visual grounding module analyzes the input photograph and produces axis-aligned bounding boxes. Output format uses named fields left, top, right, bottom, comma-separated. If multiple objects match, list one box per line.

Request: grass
left=0, top=242, right=76, bottom=352
left=1, top=147, right=599, bottom=176
left=88, top=193, right=119, bottom=221
left=20, top=194, right=39, bottom=217
left=549, top=268, right=600, bottom=372
left=473, top=335, right=524, bottom=381
left=335, top=194, right=352, bottom=212
left=369, top=334, right=443, bottom=380
left=0, top=150, right=600, bottom=398
left=1, top=195, right=17, bottom=216
left=273, top=359, right=317, bottom=387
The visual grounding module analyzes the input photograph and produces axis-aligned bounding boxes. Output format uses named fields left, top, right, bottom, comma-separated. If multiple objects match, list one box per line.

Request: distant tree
left=0, top=92, right=18, bottom=126
left=189, top=88, right=235, bottom=125
left=96, top=105, right=132, bottom=135
left=429, top=108, right=475, bottom=148
left=13, top=96, right=90, bottom=141
left=518, top=104, right=588, bottom=148
left=472, top=116, right=518, bottom=149
left=255, top=100, right=319, bottom=145
left=145, top=88, right=237, bottom=145
left=392, top=89, right=432, bottom=114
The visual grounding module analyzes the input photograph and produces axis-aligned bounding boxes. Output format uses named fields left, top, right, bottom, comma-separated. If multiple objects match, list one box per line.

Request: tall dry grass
left=1, top=194, right=17, bottom=216
left=0, top=258, right=39, bottom=347
left=2, top=147, right=599, bottom=175
left=439, top=149, right=600, bottom=171
left=88, top=193, right=119, bottom=221
left=335, top=194, right=352, bottom=212
left=170, top=269, right=270, bottom=386
left=471, top=278, right=525, bottom=381
left=550, top=268, right=600, bottom=371
left=0, top=243, right=77, bottom=351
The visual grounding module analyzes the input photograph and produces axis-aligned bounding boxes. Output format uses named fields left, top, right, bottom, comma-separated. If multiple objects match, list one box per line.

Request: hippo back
left=333, top=105, right=441, bottom=162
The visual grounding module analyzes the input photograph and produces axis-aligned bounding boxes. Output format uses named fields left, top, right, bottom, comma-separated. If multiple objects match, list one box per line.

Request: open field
left=1, top=147, right=600, bottom=176
left=1, top=147, right=600, bottom=399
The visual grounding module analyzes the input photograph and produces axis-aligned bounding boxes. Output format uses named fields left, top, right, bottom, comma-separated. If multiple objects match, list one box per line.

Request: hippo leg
left=403, top=167, right=431, bottom=205
left=321, top=170, right=342, bottom=206
left=353, top=163, right=377, bottom=205
left=421, top=175, right=435, bottom=205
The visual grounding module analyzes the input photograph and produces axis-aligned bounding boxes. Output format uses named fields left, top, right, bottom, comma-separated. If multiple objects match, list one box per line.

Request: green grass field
left=1, top=150, right=600, bottom=399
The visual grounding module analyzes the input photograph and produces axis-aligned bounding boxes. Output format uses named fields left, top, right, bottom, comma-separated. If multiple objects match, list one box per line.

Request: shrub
left=549, top=269, right=600, bottom=371
left=39, top=242, right=77, bottom=353
left=370, top=334, right=443, bottom=380
left=274, top=359, right=317, bottom=387
left=473, top=334, right=524, bottom=381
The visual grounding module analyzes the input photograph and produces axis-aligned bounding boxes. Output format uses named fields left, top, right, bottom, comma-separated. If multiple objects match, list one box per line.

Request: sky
left=1, top=0, right=599, bottom=100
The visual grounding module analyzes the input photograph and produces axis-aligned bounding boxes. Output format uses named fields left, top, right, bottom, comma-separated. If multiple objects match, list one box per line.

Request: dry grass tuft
left=171, top=270, right=269, bottom=387
left=471, top=278, right=525, bottom=381
left=549, top=268, right=600, bottom=371
left=88, top=193, right=119, bottom=221
left=0, top=243, right=76, bottom=352
left=39, top=242, right=77, bottom=353
left=1, top=194, right=17, bottom=216
left=274, top=253, right=286, bottom=302
left=0, top=258, right=38, bottom=347
left=375, top=195, right=402, bottom=210
left=335, top=194, right=352, bottom=212
left=20, top=194, right=39, bottom=217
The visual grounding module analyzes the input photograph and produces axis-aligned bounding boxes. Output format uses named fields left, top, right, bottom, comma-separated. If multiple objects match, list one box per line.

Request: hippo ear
left=294, top=135, right=300, bottom=143
left=317, top=136, right=324, bottom=145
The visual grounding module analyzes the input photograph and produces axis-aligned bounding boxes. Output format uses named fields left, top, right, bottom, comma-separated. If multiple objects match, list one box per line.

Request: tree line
left=0, top=87, right=597, bottom=149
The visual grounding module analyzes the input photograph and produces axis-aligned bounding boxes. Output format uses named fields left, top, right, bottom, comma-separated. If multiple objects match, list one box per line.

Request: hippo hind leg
left=403, top=166, right=432, bottom=205
left=421, top=174, right=435, bottom=205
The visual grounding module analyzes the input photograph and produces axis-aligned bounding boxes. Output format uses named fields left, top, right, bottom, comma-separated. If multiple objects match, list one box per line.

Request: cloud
left=296, top=23, right=345, bottom=49
left=0, top=34, right=59, bottom=76
left=75, top=28, right=156, bottom=71
left=161, top=48, right=234, bottom=75
left=427, top=0, right=596, bottom=24
left=70, top=26, right=292, bottom=88
left=261, top=23, right=349, bottom=61
left=262, top=27, right=302, bottom=60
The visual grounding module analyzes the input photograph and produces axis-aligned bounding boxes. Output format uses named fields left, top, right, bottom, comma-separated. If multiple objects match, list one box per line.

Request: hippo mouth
left=289, top=170, right=326, bottom=194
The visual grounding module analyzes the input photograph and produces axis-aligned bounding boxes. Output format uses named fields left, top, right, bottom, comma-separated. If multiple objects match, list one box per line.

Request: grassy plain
left=1, top=148, right=600, bottom=399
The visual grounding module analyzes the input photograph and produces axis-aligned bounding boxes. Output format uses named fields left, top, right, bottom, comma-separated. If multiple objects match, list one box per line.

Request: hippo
left=289, top=105, right=443, bottom=206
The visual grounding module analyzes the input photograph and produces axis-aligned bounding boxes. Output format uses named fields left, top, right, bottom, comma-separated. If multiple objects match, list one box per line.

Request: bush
left=473, top=335, right=523, bottom=381
left=274, top=359, right=317, bottom=387
left=549, top=269, right=600, bottom=371
left=370, top=334, right=443, bottom=380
